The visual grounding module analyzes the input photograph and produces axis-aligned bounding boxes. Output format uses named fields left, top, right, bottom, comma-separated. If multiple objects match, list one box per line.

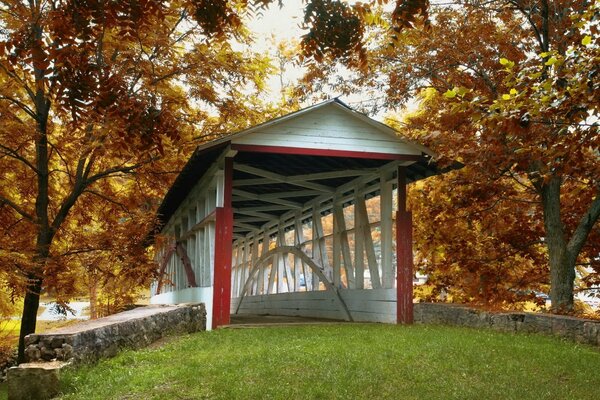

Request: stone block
left=24, top=345, right=41, bottom=362
left=39, top=346, right=56, bottom=361
left=551, top=315, right=585, bottom=341
left=583, top=322, right=600, bottom=346
left=520, top=314, right=553, bottom=335
left=24, top=335, right=38, bottom=347
left=7, top=361, right=68, bottom=400
left=489, top=313, right=517, bottom=332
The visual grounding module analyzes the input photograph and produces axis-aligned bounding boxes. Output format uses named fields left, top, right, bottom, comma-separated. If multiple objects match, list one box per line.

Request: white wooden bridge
left=150, top=99, right=452, bottom=329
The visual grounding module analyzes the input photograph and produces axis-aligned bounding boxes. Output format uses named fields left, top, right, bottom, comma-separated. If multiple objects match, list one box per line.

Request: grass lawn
left=54, top=324, right=600, bottom=400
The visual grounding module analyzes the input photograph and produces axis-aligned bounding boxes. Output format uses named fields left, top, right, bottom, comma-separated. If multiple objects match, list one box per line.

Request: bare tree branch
left=0, top=143, right=39, bottom=173
left=0, top=195, right=34, bottom=222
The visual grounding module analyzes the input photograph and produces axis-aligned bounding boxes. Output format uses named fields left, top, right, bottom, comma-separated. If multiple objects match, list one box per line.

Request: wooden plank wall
left=233, top=103, right=422, bottom=156
left=232, top=289, right=396, bottom=323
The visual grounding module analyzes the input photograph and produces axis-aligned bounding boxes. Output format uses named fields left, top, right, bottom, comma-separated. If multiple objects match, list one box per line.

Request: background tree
left=0, top=0, right=275, bottom=362
left=299, top=0, right=599, bottom=312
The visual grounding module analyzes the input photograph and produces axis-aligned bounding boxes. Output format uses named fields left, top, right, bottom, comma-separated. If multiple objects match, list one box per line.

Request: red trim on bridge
left=212, top=158, right=234, bottom=329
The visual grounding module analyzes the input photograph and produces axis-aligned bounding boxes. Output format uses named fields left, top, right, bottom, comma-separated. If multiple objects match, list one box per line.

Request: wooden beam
left=380, top=171, right=394, bottom=289
left=236, top=189, right=323, bottom=199
left=250, top=236, right=259, bottom=295
left=231, top=143, right=424, bottom=161
left=242, top=240, right=251, bottom=298
left=354, top=191, right=365, bottom=290
left=239, top=160, right=401, bottom=240
left=259, top=230, right=269, bottom=295
left=333, top=204, right=355, bottom=288
left=234, top=163, right=334, bottom=193
left=278, top=227, right=294, bottom=293
left=232, top=244, right=240, bottom=298
left=235, top=216, right=271, bottom=223
left=294, top=213, right=309, bottom=292
left=311, top=208, right=322, bottom=290
left=179, top=211, right=216, bottom=241
left=232, top=169, right=374, bottom=187
left=156, top=241, right=200, bottom=294
left=233, top=209, right=280, bottom=220
left=155, top=244, right=176, bottom=294
left=332, top=201, right=342, bottom=288
left=355, top=195, right=381, bottom=289
left=233, top=189, right=303, bottom=208
left=233, top=221, right=261, bottom=231
left=313, top=207, right=332, bottom=283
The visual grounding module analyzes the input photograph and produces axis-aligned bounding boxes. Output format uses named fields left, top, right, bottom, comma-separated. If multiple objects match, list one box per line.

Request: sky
left=244, top=0, right=308, bottom=101
left=242, top=1, right=415, bottom=119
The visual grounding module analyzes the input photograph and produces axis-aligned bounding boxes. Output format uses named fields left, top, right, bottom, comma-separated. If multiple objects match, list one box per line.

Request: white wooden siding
left=232, top=288, right=397, bottom=323
left=232, top=104, right=422, bottom=156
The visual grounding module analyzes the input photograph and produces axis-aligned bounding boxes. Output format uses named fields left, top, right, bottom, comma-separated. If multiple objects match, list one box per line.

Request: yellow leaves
left=444, top=86, right=470, bottom=99
left=544, top=56, right=559, bottom=66
left=502, top=88, right=518, bottom=101
left=581, top=35, right=592, bottom=46
left=443, top=89, right=457, bottom=98
left=499, top=58, right=515, bottom=70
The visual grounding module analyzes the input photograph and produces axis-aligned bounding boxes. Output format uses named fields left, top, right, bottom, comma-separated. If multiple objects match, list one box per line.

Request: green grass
left=56, top=324, right=600, bottom=400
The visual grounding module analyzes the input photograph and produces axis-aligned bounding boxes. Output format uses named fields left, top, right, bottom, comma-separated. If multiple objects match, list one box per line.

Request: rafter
left=233, top=169, right=375, bottom=187
left=233, top=209, right=279, bottom=220
left=234, top=163, right=335, bottom=193
left=232, top=189, right=302, bottom=208
left=233, top=221, right=261, bottom=231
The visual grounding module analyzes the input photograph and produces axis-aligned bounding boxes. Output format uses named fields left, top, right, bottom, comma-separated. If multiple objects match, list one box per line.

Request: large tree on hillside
left=0, top=0, right=276, bottom=363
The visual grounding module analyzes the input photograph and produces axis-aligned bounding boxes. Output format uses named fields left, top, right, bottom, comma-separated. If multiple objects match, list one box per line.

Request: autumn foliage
left=0, top=0, right=276, bottom=362
left=298, top=0, right=599, bottom=311
left=0, top=0, right=597, bottom=366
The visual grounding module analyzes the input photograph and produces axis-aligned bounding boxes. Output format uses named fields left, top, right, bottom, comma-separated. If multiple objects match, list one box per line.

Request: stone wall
left=414, top=302, right=600, bottom=346
left=9, top=303, right=206, bottom=400
left=23, top=303, right=206, bottom=365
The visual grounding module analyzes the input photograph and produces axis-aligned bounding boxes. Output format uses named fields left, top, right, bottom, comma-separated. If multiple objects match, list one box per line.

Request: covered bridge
left=151, top=99, right=449, bottom=329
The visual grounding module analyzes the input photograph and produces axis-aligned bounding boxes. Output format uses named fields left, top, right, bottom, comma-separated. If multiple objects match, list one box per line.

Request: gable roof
left=154, top=99, right=449, bottom=235
left=190, top=98, right=435, bottom=157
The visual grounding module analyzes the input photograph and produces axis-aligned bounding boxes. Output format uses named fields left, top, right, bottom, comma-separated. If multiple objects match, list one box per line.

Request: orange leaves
left=410, top=170, right=549, bottom=306
left=391, top=0, right=429, bottom=31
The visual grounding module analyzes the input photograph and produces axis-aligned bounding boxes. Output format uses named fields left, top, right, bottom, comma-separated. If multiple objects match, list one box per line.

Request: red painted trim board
left=212, top=158, right=234, bottom=329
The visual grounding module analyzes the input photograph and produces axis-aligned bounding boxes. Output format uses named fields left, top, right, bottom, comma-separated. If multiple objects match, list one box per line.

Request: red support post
left=396, top=167, right=414, bottom=324
left=212, top=158, right=234, bottom=328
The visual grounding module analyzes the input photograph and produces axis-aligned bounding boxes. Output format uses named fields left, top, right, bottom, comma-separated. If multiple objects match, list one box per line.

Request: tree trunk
left=540, top=176, right=574, bottom=311
left=17, top=276, right=43, bottom=363
left=89, top=269, right=98, bottom=320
